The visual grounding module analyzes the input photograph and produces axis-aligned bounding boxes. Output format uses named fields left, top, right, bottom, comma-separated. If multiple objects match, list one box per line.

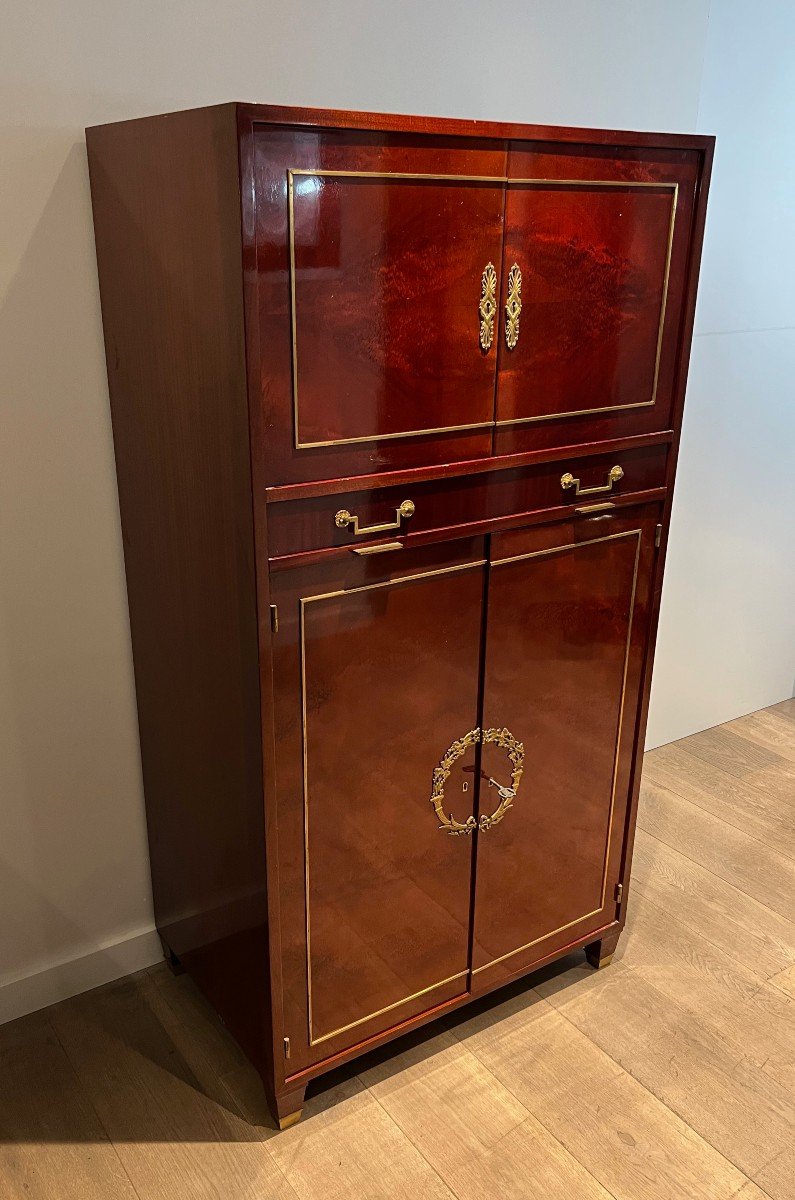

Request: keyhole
left=462, top=781, right=469, bottom=793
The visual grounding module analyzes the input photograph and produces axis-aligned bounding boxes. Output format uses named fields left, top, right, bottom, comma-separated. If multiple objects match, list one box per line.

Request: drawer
left=267, top=443, right=668, bottom=559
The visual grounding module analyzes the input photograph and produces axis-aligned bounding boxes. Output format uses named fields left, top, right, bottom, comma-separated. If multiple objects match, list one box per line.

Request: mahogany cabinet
left=86, top=103, right=712, bottom=1129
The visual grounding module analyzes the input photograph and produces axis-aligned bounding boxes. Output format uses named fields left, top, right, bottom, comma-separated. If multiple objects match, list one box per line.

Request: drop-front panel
left=87, top=102, right=713, bottom=1129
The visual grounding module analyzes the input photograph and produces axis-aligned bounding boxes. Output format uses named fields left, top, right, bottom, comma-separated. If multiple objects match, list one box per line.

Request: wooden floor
left=2, top=701, right=793, bottom=1200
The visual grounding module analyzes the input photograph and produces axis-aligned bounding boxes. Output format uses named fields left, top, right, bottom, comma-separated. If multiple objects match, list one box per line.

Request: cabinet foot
left=585, top=930, right=621, bottom=970
left=274, top=1086, right=306, bottom=1131
left=159, top=937, right=185, bottom=976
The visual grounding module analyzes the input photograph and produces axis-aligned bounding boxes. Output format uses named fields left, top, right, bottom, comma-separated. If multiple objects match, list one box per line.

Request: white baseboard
left=0, top=927, right=164, bottom=1025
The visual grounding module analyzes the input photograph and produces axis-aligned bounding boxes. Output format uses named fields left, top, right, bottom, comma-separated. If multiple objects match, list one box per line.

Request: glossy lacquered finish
left=270, top=539, right=486, bottom=1073
left=87, top=101, right=713, bottom=1130
left=472, top=506, right=658, bottom=986
left=266, top=442, right=668, bottom=559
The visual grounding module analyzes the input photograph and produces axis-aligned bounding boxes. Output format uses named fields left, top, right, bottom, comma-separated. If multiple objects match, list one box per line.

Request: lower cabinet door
left=271, top=540, right=486, bottom=1071
left=471, top=506, right=659, bottom=986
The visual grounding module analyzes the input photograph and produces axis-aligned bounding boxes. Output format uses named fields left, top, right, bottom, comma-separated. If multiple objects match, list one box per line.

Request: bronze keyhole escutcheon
left=430, top=727, right=524, bottom=836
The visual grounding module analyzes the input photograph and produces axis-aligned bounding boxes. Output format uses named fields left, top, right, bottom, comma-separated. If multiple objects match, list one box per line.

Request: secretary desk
left=86, top=103, right=713, bottom=1128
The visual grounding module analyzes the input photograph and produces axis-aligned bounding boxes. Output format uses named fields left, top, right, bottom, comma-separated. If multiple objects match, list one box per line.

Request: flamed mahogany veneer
left=86, top=102, right=713, bottom=1129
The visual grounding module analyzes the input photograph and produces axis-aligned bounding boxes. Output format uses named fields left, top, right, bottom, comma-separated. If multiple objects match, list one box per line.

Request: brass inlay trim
left=288, top=168, right=503, bottom=450
left=288, top=171, right=677, bottom=447
left=479, top=262, right=498, bottom=351
left=351, top=540, right=404, bottom=556
left=300, top=558, right=486, bottom=1045
left=505, top=263, right=522, bottom=349
left=496, top=180, right=678, bottom=426
left=473, top=528, right=642, bottom=976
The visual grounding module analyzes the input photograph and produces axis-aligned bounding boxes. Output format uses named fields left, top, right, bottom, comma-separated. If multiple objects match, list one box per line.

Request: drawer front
left=267, top=443, right=668, bottom=559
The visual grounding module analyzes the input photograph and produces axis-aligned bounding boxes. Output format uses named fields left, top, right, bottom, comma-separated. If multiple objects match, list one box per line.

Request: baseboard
left=0, top=927, right=163, bottom=1025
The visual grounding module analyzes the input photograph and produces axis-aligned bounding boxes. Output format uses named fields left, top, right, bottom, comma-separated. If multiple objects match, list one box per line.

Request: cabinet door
left=471, top=507, right=658, bottom=986
left=270, top=540, right=486, bottom=1071
left=254, top=127, right=506, bottom=485
left=493, top=142, right=701, bottom=454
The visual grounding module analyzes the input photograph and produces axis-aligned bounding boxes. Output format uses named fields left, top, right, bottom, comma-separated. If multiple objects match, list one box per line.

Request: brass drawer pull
left=351, top=541, right=404, bottom=556
left=505, top=263, right=522, bottom=349
left=335, top=499, right=415, bottom=537
left=479, top=262, right=498, bottom=350
left=561, top=464, right=624, bottom=497
left=430, top=726, right=524, bottom=836
left=575, top=501, right=616, bottom=515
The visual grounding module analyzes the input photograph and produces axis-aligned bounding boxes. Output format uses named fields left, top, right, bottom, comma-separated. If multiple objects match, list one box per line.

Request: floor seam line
left=634, top=825, right=794, bottom=924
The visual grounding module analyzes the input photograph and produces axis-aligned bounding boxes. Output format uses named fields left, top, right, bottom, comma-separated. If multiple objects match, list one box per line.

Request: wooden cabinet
left=87, top=103, right=713, bottom=1129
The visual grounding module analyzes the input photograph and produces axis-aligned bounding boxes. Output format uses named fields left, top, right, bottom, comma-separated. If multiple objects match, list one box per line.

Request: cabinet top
left=88, top=100, right=715, bottom=153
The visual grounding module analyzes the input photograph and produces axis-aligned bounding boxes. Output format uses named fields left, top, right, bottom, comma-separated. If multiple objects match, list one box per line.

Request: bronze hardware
left=430, top=729, right=480, bottom=836
left=575, top=502, right=616, bottom=515
left=270, top=604, right=279, bottom=633
left=351, top=541, right=404, bottom=556
left=335, top=499, right=415, bottom=536
left=655, top=523, right=663, bottom=548
left=479, top=262, right=498, bottom=350
left=561, top=464, right=624, bottom=497
left=431, top=726, right=524, bottom=836
left=478, top=727, right=524, bottom=830
left=283, top=1036, right=291, bottom=1059
left=505, top=263, right=522, bottom=349
left=615, top=882, right=624, bottom=905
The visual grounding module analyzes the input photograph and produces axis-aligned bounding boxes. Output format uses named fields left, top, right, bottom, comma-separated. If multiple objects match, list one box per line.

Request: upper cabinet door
left=493, top=142, right=701, bottom=454
left=253, top=126, right=507, bottom=485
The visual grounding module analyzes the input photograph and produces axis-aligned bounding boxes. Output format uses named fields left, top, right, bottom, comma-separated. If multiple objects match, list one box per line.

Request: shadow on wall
left=0, top=133, right=155, bottom=998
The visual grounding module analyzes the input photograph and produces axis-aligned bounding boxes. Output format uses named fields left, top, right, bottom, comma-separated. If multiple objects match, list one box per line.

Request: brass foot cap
left=277, top=1109, right=303, bottom=1131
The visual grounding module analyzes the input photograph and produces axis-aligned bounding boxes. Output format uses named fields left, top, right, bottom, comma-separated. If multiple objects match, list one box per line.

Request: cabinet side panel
left=86, top=106, right=272, bottom=1080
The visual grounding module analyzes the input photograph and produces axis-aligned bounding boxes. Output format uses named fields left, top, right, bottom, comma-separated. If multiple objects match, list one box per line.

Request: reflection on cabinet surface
left=87, top=102, right=713, bottom=1129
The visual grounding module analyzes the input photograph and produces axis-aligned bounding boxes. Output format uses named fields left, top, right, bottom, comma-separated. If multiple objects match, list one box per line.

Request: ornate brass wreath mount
left=430, top=726, right=525, bottom=836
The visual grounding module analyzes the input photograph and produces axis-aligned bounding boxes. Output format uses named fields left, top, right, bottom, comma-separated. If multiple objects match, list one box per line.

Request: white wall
left=2, top=0, right=788, bottom=1022
left=645, top=0, right=795, bottom=746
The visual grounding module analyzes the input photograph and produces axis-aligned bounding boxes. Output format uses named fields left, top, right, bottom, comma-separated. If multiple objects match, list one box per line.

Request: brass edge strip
left=472, top=528, right=642, bottom=977
left=295, top=420, right=496, bottom=450
left=490, top=526, right=639, bottom=568
left=288, top=171, right=677, bottom=448
left=650, top=182, right=679, bottom=405
left=495, top=183, right=678, bottom=427
left=290, top=168, right=506, bottom=182
left=599, top=532, right=642, bottom=909
left=309, top=972, right=469, bottom=1047
left=300, top=558, right=486, bottom=1046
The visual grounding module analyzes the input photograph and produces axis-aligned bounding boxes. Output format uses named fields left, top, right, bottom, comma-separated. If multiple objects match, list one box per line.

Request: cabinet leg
left=585, top=929, right=621, bottom=970
left=274, top=1085, right=306, bottom=1131
left=159, top=936, right=185, bottom=976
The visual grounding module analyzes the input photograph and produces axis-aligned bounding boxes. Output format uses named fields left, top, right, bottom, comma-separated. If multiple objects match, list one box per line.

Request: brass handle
left=561, top=465, right=624, bottom=497
left=430, top=726, right=524, bottom=837
left=505, top=263, right=522, bottom=349
left=335, top=499, right=415, bottom=537
left=351, top=541, right=404, bottom=556
left=479, top=262, right=498, bottom=351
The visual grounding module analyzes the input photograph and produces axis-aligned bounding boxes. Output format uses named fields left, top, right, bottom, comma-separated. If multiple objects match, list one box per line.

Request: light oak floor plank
left=48, top=974, right=300, bottom=1200
left=630, top=830, right=795, bottom=980
left=1, top=701, right=793, bottom=1199
left=0, top=1009, right=140, bottom=1200
left=643, top=742, right=795, bottom=853
left=638, top=777, right=795, bottom=920
left=464, top=998, right=751, bottom=1200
